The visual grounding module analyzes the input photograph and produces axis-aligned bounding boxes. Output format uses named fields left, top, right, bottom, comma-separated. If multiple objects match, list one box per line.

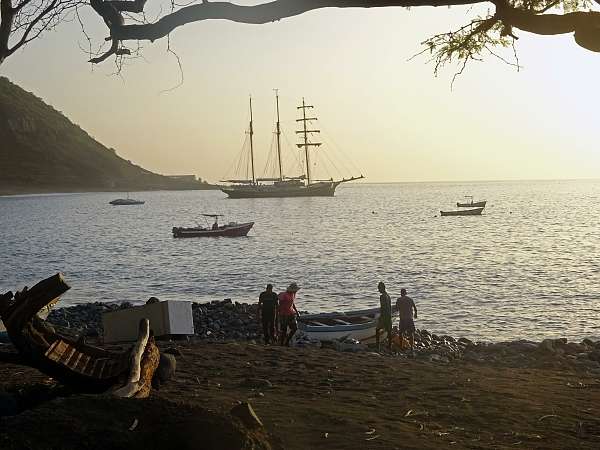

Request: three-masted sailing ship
left=220, top=93, right=364, bottom=199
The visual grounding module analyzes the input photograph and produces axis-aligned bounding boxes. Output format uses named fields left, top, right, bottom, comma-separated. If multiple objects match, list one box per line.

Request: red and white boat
left=172, top=214, right=254, bottom=238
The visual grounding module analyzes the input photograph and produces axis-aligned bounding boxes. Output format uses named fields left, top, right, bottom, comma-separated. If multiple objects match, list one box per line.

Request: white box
left=102, top=301, right=194, bottom=343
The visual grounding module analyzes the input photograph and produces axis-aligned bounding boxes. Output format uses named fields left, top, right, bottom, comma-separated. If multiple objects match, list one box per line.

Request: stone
left=538, top=339, right=555, bottom=353
left=582, top=338, right=594, bottom=348
left=153, top=353, right=177, bottom=388
left=588, top=351, right=600, bottom=362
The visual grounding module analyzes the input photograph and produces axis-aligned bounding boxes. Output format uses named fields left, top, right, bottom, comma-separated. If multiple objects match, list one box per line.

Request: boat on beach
left=220, top=92, right=363, bottom=199
left=172, top=214, right=254, bottom=238
left=457, top=196, right=486, bottom=208
left=440, top=207, right=484, bottom=217
left=298, top=306, right=395, bottom=343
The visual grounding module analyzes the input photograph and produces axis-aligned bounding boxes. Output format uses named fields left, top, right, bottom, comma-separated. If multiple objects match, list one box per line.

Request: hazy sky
left=4, top=2, right=600, bottom=182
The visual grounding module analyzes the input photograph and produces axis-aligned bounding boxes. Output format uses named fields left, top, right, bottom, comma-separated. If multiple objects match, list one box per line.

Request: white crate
left=102, top=301, right=194, bottom=343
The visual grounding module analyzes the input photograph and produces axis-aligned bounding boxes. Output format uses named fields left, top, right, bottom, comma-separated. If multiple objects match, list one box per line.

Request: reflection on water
left=1, top=180, right=599, bottom=341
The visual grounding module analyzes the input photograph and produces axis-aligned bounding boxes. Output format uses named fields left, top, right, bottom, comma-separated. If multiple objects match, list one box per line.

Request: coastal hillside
left=0, top=77, right=214, bottom=194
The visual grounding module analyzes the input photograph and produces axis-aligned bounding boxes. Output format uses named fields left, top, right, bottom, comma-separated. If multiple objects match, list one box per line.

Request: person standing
left=376, top=281, right=392, bottom=351
left=278, top=282, right=300, bottom=346
left=396, top=288, right=418, bottom=355
left=258, top=283, right=278, bottom=344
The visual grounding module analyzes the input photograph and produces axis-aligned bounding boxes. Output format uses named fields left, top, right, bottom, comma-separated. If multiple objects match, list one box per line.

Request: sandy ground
left=2, top=341, right=600, bottom=449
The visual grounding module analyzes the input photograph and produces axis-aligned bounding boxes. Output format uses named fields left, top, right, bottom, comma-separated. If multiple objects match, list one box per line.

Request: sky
left=3, top=1, right=600, bottom=183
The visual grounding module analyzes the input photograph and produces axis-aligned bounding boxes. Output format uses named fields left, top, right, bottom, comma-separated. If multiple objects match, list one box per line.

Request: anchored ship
left=220, top=92, right=363, bottom=199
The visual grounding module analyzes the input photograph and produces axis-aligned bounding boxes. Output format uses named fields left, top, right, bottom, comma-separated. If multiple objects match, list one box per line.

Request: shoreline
left=0, top=186, right=221, bottom=197
left=34, top=300, right=600, bottom=373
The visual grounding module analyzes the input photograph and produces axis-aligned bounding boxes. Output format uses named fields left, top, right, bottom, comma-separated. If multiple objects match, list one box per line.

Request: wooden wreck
left=0, top=273, right=163, bottom=398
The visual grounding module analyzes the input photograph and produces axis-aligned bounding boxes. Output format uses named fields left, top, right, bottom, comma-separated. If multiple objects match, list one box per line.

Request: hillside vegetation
left=0, top=77, right=213, bottom=194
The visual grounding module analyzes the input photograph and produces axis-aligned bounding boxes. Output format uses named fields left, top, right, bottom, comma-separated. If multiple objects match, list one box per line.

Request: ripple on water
left=1, top=181, right=600, bottom=341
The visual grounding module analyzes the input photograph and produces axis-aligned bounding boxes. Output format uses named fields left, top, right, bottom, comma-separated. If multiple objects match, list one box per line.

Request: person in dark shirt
left=376, top=281, right=392, bottom=351
left=258, top=284, right=278, bottom=344
left=396, top=288, right=418, bottom=355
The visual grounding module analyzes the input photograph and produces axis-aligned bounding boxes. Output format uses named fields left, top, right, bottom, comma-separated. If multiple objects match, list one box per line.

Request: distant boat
left=220, top=93, right=363, bottom=199
left=457, top=196, right=486, bottom=208
left=440, top=207, right=484, bottom=217
left=109, top=193, right=144, bottom=205
left=298, top=306, right=396, bottom=343
left=172, top=214, right=254, bottom=238
left=109, top=198, right=145, bottom=205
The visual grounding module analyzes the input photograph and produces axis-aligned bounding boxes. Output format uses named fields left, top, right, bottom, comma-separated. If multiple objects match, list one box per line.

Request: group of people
left=375, top=282, right=418, bottom=354
left=258, top=282, right=300, bottom=346
left=258, top=280, right=418, bottom=353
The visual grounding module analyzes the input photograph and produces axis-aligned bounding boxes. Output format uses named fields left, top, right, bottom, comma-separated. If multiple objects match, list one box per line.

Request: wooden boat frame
left=0, top=274, right=161, bottom=396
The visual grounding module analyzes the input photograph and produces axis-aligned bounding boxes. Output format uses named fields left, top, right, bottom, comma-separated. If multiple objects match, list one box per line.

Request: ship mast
left=274, top=89, right=283, bottom=182
left=248, top=96, right=256, bottom=185
left=296, top=97, right=321, bottom=185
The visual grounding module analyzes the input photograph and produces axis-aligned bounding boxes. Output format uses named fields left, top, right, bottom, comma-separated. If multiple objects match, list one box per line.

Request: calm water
left=1, top=181, right=599, bottom=341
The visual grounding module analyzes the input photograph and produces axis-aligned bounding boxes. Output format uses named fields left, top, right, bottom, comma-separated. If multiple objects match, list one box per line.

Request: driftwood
left=112, top=318, right=160, bottom=398
left=0, top=273, right=163, bottom=397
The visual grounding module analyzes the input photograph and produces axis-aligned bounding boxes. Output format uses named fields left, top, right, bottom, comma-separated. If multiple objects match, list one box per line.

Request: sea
left=1, top=180, right=599, bottom=342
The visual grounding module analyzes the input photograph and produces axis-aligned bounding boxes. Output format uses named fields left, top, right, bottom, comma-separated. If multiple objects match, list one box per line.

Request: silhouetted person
left=278, top=282, right=300, bottom=346
left=376, top=281, right=392, bottom=351
left=396, top=288, right=418, bottom=355
left=258, top=283, right=278, bottom=345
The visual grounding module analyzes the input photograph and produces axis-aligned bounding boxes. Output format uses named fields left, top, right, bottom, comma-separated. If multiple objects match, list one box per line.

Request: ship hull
left=221, top=181, right=340, bottom=199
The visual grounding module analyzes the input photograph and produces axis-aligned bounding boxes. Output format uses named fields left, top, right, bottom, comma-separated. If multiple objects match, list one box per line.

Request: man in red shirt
left=278, top=282, right=300, bottom=346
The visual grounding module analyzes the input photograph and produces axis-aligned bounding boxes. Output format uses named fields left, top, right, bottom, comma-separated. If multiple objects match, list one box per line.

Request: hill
left=0, top=77, right=216, bottom=195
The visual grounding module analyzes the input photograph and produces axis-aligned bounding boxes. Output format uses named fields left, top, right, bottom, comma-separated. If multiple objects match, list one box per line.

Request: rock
left=152, top=353, right=177, bottom=389
left=582, top=338, right=595, bottom=348
left=588, top=351, right=600, bottom=362
left=538, top=339, right=555, bottom=353
left=565, top=343, right=586, bottom=355
left=230, top=401, right=263, bottom=429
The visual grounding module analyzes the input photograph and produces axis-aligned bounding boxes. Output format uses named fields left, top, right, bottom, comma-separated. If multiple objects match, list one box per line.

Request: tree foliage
left=1, top=0, right=600, bottom=71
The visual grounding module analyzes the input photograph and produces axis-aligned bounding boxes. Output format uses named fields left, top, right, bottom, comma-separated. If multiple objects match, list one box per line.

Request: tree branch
left=88, top=37, right=130, bottom=63
left=111, top=0, right=484, bottom=42
left=0, top=0, right=14, bottom=62
left=498, top=5, right=600, bottom=51
left=7, top=0, right=58, bottom=54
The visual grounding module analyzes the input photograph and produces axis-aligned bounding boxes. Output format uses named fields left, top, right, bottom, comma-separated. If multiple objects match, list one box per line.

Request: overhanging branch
left=111, top=0, right=485, bottom=41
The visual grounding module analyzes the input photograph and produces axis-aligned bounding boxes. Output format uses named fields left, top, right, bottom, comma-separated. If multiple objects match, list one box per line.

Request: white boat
left=109, top=198, right=145, bottom=205
left=109, top=193, right=144, bottom=205
left=457, top=196, right=487, bottom=208
left=298, top=306, right=394, bottom=343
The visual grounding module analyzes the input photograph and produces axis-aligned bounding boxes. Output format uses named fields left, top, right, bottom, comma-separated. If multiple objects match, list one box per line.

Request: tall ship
left=220, top=92, right=364, bottom=199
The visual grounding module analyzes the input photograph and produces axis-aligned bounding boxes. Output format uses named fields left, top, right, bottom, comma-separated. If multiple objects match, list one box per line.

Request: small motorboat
left=298, top=306, right=396, bottom=343
left=109, top=193, right=144, bottom=205
left=440, top=207, right=484, bottom=216
left=456, top=196, right=486, bottom=208
left=172, top=214, right=254, bottom=238
left=109, top=198, right=145, bottom=205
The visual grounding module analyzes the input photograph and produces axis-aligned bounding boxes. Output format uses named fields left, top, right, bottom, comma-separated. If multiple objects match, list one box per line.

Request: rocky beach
left=2, top=300, right=600, bottom=449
